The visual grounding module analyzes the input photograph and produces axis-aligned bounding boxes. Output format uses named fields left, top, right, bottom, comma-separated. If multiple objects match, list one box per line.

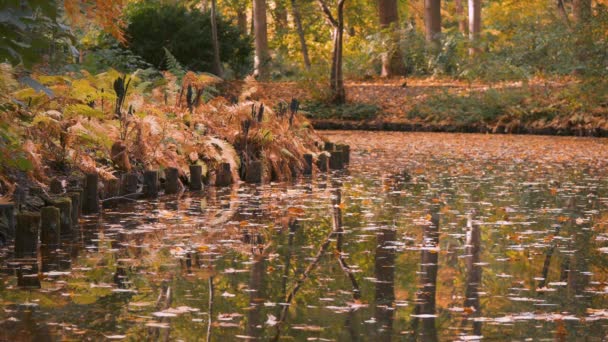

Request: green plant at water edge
left=302, top=101, right=380, bottom=121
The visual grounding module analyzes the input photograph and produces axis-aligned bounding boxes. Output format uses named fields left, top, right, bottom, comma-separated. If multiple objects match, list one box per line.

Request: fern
left=163, top=48, right=186, bottom=80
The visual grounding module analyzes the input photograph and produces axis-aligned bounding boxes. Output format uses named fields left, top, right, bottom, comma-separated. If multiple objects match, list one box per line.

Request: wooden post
left=83, top=173, right=99, bottom=214
left=15, top=212, right=40, bottom=258
left=106, top=178, right=120, bottom=199
left=303, top=154, right=313, bottom=175
left=317, top=153, right=329, bottom=172
left=324, top=141, right=335, bottom=151
left=0, top=203, right=15, bottom=239
left=50, top=178, right=63, bottom=194
left=337, top=144, right=350, bottom=164
left=52, top=197, right=72, bottom=237
left=66, top=192, right=81, bottom=225
left=215, top=163, right=233, bottom=187
left=245, top=161, right=263, bottom=183
left=143, top=170, right=159, bottom=198
left=121, top=173, right=139, bottom=196
left=330, top=150, right=344, bottom=170
left=40, top=206, right=60, bottom=272
left=189, top=165, right=203, bottom=191
left=165, top=167, right=181, bottom=194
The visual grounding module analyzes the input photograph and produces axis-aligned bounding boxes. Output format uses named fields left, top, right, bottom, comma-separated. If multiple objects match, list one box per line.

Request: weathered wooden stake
left=83, top=173, right=99, bottom=214
left=165, top=167, right=181, bottom=194
left=324, top=142, right=335, bottom=151
left=317, top=153, right=329, bottom=172
left=337, top=144, right=350, bottom=164
left=245, top=161, right=263, bottom=183
left=67, top=191, right=81, bottom=225
left=215, top=163, right=232, bottom=187
left=106, top=178, right=120, bottom=199
left=50, top=178, right=63, bottom=194
left=17, top=262, right=40, bottom=289
left=40, top=206, right=60, bottom=272
left=15, top=212, right=40, bottom=258
left=143, top=170, right=159, bottom=197
left=303, top=154, right=313, bottom=175
left=189, top=165, right=203, bottom=191
left=121, top=173, right=139, bottom=195
left=330, top=150, right=344, bottom=170
left=52, top=197, right=72, bottom=236
left=0, top=203, right=15, bottom=239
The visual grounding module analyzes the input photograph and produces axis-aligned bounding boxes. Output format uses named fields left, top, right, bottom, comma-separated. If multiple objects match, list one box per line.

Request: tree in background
left=254, top=0, right=271, bottom=78
left=210, top=0, right=223, bottom=76
left=468, top=0, right=481, bottom=55
left=455, top=0, right=467, bottom=34
left=291, top=0, right=312, bottom=70
left=424, top=0, right=442, bottom=45
left=377, top=0, right=407, bottom=76
left=319, top=0, right=347, bottom=103
left=125, top=3, right=252, bottom=75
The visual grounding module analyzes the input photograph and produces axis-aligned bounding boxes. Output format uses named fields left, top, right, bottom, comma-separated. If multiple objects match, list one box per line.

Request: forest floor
left=250, top=77, right=608, bottom=136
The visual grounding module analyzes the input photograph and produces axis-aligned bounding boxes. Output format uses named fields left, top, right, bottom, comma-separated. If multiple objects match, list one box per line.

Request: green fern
left=163, top=47, right=186, bottom=80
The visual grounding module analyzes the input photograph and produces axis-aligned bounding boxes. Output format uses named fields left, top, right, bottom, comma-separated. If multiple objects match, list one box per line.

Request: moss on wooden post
left=15, top=212, right=40, bottom=259
left=83, top=173, right=99, bottom=214
left=52, top=197, right=72, bottom=237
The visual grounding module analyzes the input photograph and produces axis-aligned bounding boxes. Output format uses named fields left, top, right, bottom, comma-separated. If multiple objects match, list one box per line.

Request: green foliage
left=124, top=2, right=253, bottom=76
left=0, top=0, right=74, bottom=68
left=302, top=101, right=380, bottom=121
left=81, top=44, right=153, bottom=74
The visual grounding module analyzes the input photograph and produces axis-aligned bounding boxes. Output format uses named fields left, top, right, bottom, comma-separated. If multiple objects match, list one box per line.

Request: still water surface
left=2, top=131, right=608, bottom=341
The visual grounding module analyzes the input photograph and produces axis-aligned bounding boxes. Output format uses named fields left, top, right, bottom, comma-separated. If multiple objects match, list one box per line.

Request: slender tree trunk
left=319, top=0, right=346, bottom=104
left=253, top=0, right=270, bottom=78
left=556, top=0, right=571, bottom=28
left=424, top=0, right=441, bottom=47
left=377, top=0, right=406, bottom=77
left=468, top=0, right=481, bottom=56
left=455, top=0, right=467, bottom=34
left=573, top=0, right=592, bottom=24
left=210, top=0, right=223, bottom=77
left=275, top=0, right=288, bottom=31
left=237, top=7, right=248, bottom=34
left=291, top=0, right=311, bottom=70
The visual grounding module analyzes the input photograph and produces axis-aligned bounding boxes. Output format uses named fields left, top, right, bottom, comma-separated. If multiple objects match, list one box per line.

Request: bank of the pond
left=311, top=119, right=608, bottom=137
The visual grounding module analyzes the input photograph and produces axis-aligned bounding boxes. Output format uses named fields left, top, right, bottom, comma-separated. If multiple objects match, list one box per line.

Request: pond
left=2, top=131, right=608, bottom=341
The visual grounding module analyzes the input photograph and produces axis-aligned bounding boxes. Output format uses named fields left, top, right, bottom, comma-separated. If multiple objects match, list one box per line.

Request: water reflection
left=1, top=132, right=608, bottom=340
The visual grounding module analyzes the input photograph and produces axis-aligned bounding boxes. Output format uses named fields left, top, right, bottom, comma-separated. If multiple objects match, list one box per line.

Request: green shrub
left=124, top=2, right=253, bottom=76
left=302, top=101, right=380, bottom=121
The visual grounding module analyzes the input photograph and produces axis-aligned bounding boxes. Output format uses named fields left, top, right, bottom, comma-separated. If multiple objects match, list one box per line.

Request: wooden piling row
left=189, top=165, right=203, bottom=191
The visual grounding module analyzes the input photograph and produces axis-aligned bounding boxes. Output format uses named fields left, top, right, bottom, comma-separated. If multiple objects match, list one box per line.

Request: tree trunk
left=556, top=0, right=571, bottom=28
left=253, top=0, right=270, bottom=78
left=319, top=0, right=346, bottom=104
left=455, top=0, right=467, bottom=34
left=210, top=0, right=223, bottom=77
left=275, top=0, right=288, bottom=32
left=424, top=0, right=441, bottom=44
left=291, top=0, right=311, bottom=69
left=237, top=7, right=248, bottom=34
left=573, top=0, right=592, bottom=24
left=378, top=0, right=406, bottom=77
left=468, top=0, right=481, bottom=56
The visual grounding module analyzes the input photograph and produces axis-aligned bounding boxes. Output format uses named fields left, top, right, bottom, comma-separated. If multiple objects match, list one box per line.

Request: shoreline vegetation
left=252, top=78, right=608, bottom=137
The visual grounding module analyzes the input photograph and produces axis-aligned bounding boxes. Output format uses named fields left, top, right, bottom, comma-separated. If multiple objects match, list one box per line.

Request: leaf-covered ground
left=253, top=77, right=608, bottom=136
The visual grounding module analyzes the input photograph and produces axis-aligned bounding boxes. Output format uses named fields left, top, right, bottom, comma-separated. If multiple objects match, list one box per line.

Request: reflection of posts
left=412, top=205, right=439, bottom=342
left=373, top=226, right=396, bottom=341
left=246, top=254, right=266, bottom=339
left=463, top=211, right=482, bottom=337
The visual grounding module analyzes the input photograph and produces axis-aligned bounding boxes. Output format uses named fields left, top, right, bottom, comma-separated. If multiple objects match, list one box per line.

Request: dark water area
left=1, top=131, right=608, bottom=341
